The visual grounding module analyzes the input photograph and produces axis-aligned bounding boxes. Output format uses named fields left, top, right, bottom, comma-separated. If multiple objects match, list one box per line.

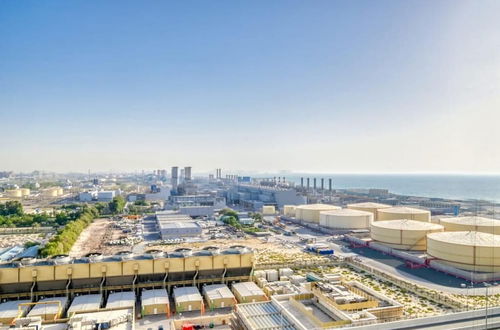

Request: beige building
left=232, top=282, right=267, bottom=303
left=173, top=286, right=204, bottom=313
left=202, top=284, right=236, bottom=310
left=141, top=289, right=169, bottom=316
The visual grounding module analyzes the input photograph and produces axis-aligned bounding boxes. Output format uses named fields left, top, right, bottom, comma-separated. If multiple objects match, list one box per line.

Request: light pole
left=483, top=282, right=498, bottom=329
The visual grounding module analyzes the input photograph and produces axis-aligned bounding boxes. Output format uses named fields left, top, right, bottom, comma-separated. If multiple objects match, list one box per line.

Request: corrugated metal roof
left=142, top=289, right=169, bottom=306
left=203, top=284, right=234, bottom=301
left=0, top=300, right=31, bottom=318
left=67, top=294, right=101, bottom=314
left=106, top=292, right=135, bottom=308
left=28, top=297, right=67, bottom=316
left=238, top=301, right=296, bottom=330
left=233, top=282, right=265, bottom=298
left=173, top=287, right=202, bottom=304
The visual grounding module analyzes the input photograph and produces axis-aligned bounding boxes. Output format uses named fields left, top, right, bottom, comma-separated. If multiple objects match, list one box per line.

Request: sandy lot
left=69, top=218, right=130, bottom=257
left=0, top=233, right=43, bottom=249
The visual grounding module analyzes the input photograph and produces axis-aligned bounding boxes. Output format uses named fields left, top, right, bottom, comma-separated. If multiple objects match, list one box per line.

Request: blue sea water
left=277, top=174, right=500, bottom=202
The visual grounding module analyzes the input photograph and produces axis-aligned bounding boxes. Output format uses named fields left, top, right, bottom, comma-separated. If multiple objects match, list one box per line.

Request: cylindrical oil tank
left=6, top=189, right=23, bottom=198
left=283, top=205, right=296, bottom=217
left=438, top=216, right=500, bottom=235
left=371, top=220, right=444, bottom=250
left=262, top=205, right=276, bottom=215
left=43, top=188, right=59, bottom=198
left=347, top=202, right=392, bottom=221
left=295, top=204, right=341, bottom=223
left=319, top=209, right=373, bottom=229
left=427, top=231, right=500, bottom=272
left=377, top=206, right=431, bottom=222
left=20, top=188, right=30, bottom=196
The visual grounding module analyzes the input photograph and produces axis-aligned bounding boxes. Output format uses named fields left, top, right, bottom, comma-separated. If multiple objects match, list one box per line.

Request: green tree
left=109, top=196, right=126, bottom=214
left=0, top=201, right=23, bottom=216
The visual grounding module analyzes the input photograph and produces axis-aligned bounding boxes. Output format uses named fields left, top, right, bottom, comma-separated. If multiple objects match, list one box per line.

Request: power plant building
left=159, top=221, right=202, bottom=239
left=295, top=204, right=341, bottom=223
left=427, top=231, right=500, bottom=272
left=347, top=202, right=392, bottom=221
left=173, top=286, right=204, bottom=312
left=438, top=216, right=500, bottom=235
left=141, top=289, right=169, bottom=316
left=202, top=284, right=236, bottom=309
left=319, top=208, right=373, bottom=229
left=377, top=206, right=431, bottom=222
left=371, top=220, right=444, bottom=251
left=232, top=282, right=267, bottom=303
left=283, top=205, right=296, bottom=217
left=228, top=184, right=306, bottom=211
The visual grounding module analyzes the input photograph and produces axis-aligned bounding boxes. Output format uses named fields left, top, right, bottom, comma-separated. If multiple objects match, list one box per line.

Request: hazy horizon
left=1, top=0, right=499, bottom=173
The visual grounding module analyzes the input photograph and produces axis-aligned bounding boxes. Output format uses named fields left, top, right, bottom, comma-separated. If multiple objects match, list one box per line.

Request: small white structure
left=67, top=294, right=102, bottom=315
left=106, top=291, right=135, bottom=309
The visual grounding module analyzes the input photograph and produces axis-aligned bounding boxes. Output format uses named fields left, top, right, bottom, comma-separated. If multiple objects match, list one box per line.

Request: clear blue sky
left=1, top=0, right=499, bottom=173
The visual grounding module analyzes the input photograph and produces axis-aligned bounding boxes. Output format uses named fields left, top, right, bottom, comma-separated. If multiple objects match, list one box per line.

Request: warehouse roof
left=232, top=282, right=266, bottom=298
left=203, top=284, right=235, bottom=301
left=372, top=219, right=443, bottom=230
left=67, top=294, right=101, bottom=314
left=159, top=221, right=201, bottom=230
left=106, top=291, right=135, bottom=308
left=28, top=297, right=68, bottom=317
left=142, top=289, right=169, bottom=306
left=427, top=231, right=500, bottom=247
left=237, top=301, right=296, bottom=330
left=173, top=287, right=202, bottom=303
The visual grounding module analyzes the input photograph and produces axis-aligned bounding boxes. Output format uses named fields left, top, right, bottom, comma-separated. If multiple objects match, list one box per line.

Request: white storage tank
left=319, top=208, right=373, bottom=229
left=265, top=269, right=279, bottom=282
left=427, top=231, right=500, bottom=272
left=377, top=206, right=431, bottom=222
left=295, top=204, right=341, bottom=223
left=438, top=216, right=500, bottom=235
left=262, top=205, right=276, bottom=215
left=371, top=219, right=444, bottom=250
left=283, top=205, right=296, bottom=217
left=347, top=202, right=392, bottom=220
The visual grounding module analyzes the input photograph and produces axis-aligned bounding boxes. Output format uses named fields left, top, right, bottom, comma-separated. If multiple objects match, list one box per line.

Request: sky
left=1, top=0, right=499, bottom=174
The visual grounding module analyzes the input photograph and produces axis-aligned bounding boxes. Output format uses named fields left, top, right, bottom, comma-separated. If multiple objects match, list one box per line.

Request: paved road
left=132, top=216, right=161, bottom=254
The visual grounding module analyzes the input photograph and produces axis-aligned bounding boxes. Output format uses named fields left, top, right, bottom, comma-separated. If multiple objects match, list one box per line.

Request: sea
left=268, top=174, right=500, bottom=202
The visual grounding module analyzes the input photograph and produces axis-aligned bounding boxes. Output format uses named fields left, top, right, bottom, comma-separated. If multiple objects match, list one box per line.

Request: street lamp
left=483, top=282, right=498, bottom=329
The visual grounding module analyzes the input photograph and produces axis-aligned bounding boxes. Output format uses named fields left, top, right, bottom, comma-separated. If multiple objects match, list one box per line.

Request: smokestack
left=171, top=166, right=178, bottom=191
left=313, top=178, right=317, bottom=190
left=184, top=166, right=192, bottom=181
left=306, top=178, right=310, bottom=190
left=321, top=178, right=324, bottom=190
left=301, top=177, right=304, bottom=187
left=329, top=178, right=332, bottom=191
left=283, top=177, right=286, bottom=183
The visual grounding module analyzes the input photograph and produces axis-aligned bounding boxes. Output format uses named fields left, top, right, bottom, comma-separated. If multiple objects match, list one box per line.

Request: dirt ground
left=69, top=218, right=130, bottom=257
left=0, top=233, right=43, bottom=249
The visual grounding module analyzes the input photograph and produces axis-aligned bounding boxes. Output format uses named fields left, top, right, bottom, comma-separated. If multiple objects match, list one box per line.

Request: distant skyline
left=1, top=1, right=499, bottom=174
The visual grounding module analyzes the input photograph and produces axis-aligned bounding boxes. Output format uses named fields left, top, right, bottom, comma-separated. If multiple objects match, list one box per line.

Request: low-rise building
left=202, top=284, right=236, bottom=310
left=232, top=282, right=267, bottom=303
left=141, top=289, right=169, bottom=316
left=173, top=286, right=204, bottom=313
